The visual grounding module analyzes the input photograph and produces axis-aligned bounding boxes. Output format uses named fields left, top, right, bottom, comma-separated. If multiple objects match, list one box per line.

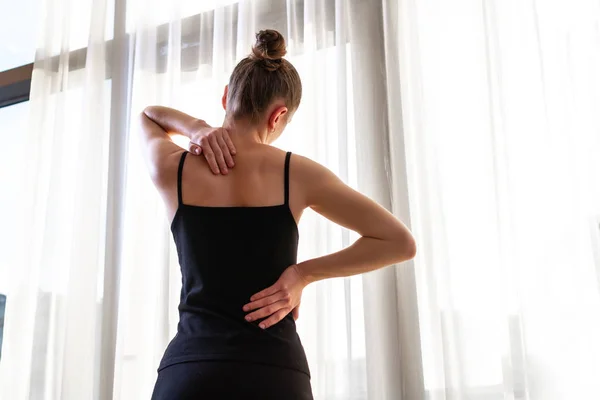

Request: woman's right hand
left=188, top=126, right=236, bottom=175
left=243, top=265, right=309, bottom=329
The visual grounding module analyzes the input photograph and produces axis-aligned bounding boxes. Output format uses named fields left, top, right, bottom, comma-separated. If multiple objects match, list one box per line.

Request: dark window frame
left=0, top=64, right=33, bottom=108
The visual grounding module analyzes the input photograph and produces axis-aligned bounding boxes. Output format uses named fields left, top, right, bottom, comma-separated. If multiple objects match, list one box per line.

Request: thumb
left=190, top=144, right=202, bottom=155
left=292, top=305, right=300, bottom=321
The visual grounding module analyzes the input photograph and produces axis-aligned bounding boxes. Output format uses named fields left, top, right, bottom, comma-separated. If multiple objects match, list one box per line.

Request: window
left=0, top=100, right=30, bottom=363
left=0, top=0, right=41, bottom=366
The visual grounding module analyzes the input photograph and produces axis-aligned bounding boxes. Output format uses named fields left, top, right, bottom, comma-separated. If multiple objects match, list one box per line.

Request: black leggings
left=151, top=361, right=314, bottom=400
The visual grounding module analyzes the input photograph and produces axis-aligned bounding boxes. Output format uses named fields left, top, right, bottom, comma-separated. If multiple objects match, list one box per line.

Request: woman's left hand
left=243, top=265, right=308, bottom=329
left=188, top=126, right=236, bottom=175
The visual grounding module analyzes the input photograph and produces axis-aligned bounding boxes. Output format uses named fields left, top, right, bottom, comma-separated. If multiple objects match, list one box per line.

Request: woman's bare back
left=168, top=144, right=304, bottom=226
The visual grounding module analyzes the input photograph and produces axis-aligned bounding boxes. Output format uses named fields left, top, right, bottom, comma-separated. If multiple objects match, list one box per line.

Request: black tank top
left=158, top=151, right=310, bottom=377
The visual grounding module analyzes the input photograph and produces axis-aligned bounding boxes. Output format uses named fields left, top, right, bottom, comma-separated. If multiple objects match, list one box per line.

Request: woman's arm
left=141, top=106, right=236, bottom=175
left=295, top=156, right=416, bottom=282
left=243, top=155, right=416, bottom=329
left=143, top=106, right=208, bottom=140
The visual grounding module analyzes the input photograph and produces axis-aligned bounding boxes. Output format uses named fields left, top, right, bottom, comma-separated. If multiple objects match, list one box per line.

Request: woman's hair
left=226, top=29, right=302, bottom=122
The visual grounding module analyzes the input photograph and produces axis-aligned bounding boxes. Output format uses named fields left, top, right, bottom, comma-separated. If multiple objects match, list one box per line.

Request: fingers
left=191, top=128, right=235, bottom=175
left=208, top=135, right=228, bottom=174
left=243, top=293, right=282, bottom=312
left=245, top=299, right=288, bottom=323
left=250, top=285, right=279, bottom=302
left=216, top=135, right=235, bottom=168
left=200, top=138, right=220, bottom=174
left=258, top=309, right=290, bottom=329
left=292, top=306, right=299, bottom=321
left=222, top=130, right=236, bottom=156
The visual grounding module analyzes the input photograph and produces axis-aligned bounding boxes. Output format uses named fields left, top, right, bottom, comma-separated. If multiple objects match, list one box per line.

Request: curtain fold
left=346, top=1, right=423, bottom=398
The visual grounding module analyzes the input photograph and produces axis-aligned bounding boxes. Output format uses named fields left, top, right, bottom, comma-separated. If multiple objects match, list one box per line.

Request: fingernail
left=223, top=168, right=228, bottom=174
left=259, top=323, right=266, bottom=329
left=243, top=306, right=248, bottom=312
left=246, top=316, right=252, bottom=321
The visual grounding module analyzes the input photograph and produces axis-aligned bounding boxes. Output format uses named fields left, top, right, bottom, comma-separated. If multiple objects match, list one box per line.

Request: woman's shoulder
left=286, top=152, right=334, bottom=180
left=256, top=147, right=330, bottom=178
left=236, top=145, right=291, bottom=169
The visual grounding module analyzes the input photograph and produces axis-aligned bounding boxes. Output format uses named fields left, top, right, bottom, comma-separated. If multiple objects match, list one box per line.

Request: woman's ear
left=222, top=85, right=228, bottom=111
left=268, top=106, right=288, bottom=132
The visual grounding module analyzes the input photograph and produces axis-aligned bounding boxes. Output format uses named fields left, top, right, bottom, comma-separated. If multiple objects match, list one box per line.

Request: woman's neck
left=222, top=117, right=269, bottom=146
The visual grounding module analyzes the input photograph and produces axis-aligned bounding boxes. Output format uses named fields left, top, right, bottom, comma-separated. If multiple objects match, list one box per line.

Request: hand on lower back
left=243, top=265, right=308, bottom=329
left=188, top=126, right=236, bottom=175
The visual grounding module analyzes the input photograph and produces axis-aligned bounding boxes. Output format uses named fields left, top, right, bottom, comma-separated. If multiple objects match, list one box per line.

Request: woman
left=139, top=29, right=416, bottom=400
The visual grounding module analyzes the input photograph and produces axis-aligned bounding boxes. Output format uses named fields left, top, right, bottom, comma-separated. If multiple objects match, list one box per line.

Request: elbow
left=138, top=108, right=155, bottom=126
left=142, top=105, right=166, bottom=122
left=405, top=235, right=417, bottom=260
left=141, top=106, right=156, bottom=119
left=394, top=233, right=417, bottom=262
left=138, top=110, right=148, bottom=124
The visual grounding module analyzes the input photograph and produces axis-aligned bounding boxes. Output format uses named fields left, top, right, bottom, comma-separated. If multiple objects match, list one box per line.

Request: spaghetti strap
left=284, top=152, right=291, bottom=205
left=177, top=151, right=189, bottom=206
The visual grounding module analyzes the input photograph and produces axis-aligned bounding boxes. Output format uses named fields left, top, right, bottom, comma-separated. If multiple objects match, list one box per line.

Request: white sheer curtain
left=0, top=0, right=116, bottom=398
left=0, top=0, right=373, bottom=399
left=395, top=0, right=600, bottom=399
left=4, top=0, right=597, bottom=399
